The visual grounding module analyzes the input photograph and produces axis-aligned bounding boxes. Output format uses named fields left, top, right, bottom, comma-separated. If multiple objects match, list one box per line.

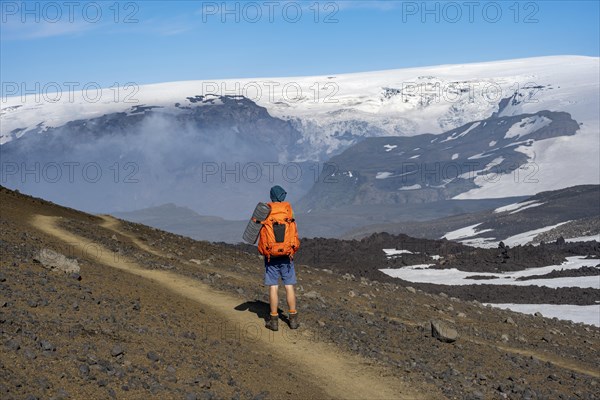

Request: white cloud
left=0, top=20, right=96, bottom=40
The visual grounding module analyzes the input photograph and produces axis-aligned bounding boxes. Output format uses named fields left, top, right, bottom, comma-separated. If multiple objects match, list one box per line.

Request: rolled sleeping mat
left=242, top=202, right=271, bottom=244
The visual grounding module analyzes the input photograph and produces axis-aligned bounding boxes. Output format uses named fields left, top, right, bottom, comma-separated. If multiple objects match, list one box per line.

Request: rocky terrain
left=533, top=218, right=600, bottom=244
left=288, top=233, right=600, bottom=305
left=343, top=185, right=600, bottom=242
left=515, top=266, right=599, bottom=281
left=1, top=185, right=600, bottom=399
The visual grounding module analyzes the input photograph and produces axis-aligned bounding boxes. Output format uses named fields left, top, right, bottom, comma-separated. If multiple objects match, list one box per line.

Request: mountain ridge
left=1, top=55, right=598, bottom=218
left=297, top=109, right=582, bottom=211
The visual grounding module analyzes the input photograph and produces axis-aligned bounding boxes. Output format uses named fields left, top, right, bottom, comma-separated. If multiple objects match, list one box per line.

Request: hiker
left=257, top=185, right=301, bottom=331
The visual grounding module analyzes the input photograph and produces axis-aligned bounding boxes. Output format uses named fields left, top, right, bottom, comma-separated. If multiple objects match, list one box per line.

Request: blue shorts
left=264, top=256, right=297, bottom=286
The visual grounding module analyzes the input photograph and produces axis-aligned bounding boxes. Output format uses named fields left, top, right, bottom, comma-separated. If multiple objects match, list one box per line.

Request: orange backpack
left=258, top=201, right=300, bottom=260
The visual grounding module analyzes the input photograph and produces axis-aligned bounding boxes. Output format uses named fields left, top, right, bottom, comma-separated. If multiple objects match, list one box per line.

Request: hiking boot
left=266, top=314, right=278, bottom=331
left=288, top=312, right=299, bottom=329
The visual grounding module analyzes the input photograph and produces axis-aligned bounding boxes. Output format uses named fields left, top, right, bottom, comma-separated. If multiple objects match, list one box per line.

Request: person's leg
left=284, top=285, right=296, bottom=311
left=264, top=261, right=280, bottom=331
left=269, top=285, right=279, bottom=315
left=281, top=261, right=297, bottom=312
left=281, top=260, right=299, bottom=329
left=266, top=283, right=280, bottom=331
left=284, top=284, right=299, bottom=329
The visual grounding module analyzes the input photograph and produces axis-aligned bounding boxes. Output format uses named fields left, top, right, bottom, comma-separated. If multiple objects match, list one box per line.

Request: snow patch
left=383, top=249, right=415, bottom=256
left=440, top=122, right=480, bottom=143
left=502, top=221, right=571, bottom=247
left=494, top=200, right=540, bottom=213
left=380, top=256, right=599, bottom=289
left=505, top=116, right=552, bottom=139
left=459, top=122, right=480, bottom=137
left=509, top=202, right=544, bottom=214
left=468, top=152, right=493, bottom=160
left=565, top=234, right=600, bottom=243
left=398, top=184, right=422, bottom=191
left=442, top=223, right=494, bottom=240
left=444, top=221, right=573, bottom=248
left=486, top=304, right=600, bottom=327
left=376, top=172, right=393, bottom=179
left=459, top=237, right=498, bottom=248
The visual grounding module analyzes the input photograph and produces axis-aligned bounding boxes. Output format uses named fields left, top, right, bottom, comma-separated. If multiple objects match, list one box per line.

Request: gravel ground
left=2, top=186, right=600, bottom=400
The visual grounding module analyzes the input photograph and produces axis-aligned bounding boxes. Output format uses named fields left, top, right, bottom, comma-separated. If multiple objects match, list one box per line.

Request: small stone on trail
left=111, top=345, right=124, bottom=357
left=146, top=351, right=160, bottom=362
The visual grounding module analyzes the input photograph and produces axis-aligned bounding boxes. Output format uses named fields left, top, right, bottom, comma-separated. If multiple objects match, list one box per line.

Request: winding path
left=32, top=214, right=424, bottom=400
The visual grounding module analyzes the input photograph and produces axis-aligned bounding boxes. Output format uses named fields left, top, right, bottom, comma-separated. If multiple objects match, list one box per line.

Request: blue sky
left=1, top=1, right=599, bottom=96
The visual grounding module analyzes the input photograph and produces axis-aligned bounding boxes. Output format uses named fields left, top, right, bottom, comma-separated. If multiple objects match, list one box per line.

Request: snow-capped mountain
left=296, top=109, right=583, bottom=211
left=0, top=96, right=312, bottom=218
left=3, top=56, right=598, bottom=156
left=1, top=56, right=598, bottom=216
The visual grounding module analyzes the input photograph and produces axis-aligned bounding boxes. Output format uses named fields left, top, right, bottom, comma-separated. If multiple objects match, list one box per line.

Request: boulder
left=431, top=320, right=459, bottom=343
left=33, top=248, right=80, bottom=274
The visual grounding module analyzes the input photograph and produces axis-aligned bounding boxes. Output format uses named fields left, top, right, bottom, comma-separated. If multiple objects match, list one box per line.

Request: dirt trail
left=98, top=215, right=164, bottom=258
left=32, top=214, right=424, bottom=400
